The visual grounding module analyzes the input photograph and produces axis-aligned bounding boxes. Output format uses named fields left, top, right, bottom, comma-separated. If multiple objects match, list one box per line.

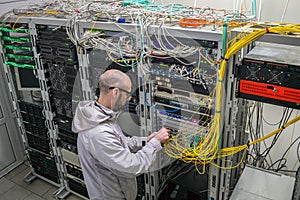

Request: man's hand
left=153, top=127, right=170, bottom=144
left=147, top=131, right=157, bottom=142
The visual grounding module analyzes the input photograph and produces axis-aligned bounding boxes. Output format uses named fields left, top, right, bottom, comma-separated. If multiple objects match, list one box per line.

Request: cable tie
left=266, top=27, right=269, bottom=33
left=246, top=140, right=250, bottom=148
left=281, top=125, right=285, bottom=129
left=215, top=110, right=221, bottom=113
left=224, top=58, right=229, bottom=61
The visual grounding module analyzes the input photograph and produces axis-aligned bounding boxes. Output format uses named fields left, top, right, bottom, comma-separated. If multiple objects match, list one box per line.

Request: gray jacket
left=72, top=100, right=162, bottom=200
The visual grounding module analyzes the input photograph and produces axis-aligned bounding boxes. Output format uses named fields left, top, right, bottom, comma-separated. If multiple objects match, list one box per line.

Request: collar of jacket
left=94, top=101, right=119, bottom=119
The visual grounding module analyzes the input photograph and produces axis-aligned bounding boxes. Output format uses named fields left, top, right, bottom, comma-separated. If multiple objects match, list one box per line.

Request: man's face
left=112, top=80, right=132, bottom=112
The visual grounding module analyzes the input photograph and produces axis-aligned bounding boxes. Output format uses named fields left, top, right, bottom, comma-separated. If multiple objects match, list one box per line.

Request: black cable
left=256, top=108, right=293, bottom=168
left=269, top=169, right=297, bottom=173
left=297, top=141, right=300, bottom=164
left=271, top=135, right=300, bottom=172
left=267, top=158, right=287, bottom=171
left=272, top=109, right=294, bottom=170
left=247, top=103, right=261, bottom=165
left=262, top=108, right=291, bottom=168
left=157, top=161, right=198, bottom=199
left=248, top=103, right=266, bottom=167
left=249, top=106, right=296, bottom=170
left=252, top=103, right=260, bottom=158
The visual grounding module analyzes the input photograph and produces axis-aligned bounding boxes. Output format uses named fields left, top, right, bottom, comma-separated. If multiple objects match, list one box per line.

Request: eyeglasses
left=109, top=87, right=131, bottom=97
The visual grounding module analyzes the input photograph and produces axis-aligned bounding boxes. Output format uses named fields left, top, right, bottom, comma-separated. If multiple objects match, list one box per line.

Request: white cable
left=257, top=0, right=262, bottom=21
left=193, top=0, right=197, bottom=8
left=280, top=0, right=290, bottom=23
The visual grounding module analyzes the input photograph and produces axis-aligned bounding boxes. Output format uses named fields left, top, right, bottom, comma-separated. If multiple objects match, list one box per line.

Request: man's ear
left=113, top=88, right=118, bottom=96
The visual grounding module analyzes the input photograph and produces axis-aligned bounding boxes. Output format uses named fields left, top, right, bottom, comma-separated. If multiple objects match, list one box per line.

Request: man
left=72, top=69, right=169, bottom=200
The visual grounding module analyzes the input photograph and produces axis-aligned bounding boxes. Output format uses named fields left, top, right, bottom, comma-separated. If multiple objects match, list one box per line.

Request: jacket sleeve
left=88, top=130, right=162, bottom=176
left=124, top=136, right=147, bottom=153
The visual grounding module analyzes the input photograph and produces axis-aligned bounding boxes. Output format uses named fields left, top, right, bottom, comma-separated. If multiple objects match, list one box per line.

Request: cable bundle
left=164, top=24, right=300, bottom=173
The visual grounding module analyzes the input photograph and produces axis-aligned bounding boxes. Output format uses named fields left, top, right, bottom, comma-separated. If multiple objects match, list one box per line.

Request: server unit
left=237, top=42, right=300, bottom=109
left=0, top=22, right=61, bottom=186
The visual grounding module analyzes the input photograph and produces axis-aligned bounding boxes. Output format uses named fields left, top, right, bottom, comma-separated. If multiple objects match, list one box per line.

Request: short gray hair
left=99, top=69, right=127, bottom=94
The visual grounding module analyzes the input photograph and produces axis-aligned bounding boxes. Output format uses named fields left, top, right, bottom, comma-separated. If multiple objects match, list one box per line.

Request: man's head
left=98, top=69, right=132, bottom=112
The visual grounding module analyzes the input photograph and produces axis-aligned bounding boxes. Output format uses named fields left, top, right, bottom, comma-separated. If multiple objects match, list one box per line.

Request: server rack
left=3, top=13, right=299, bottom=200
left=0, top=20, right=63, bottom=190
left=0, top=14, right=233, bottom=200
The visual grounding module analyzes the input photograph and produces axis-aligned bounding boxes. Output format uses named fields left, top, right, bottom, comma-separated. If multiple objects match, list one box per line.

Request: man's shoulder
left=80, top=123, right=114, bottom=137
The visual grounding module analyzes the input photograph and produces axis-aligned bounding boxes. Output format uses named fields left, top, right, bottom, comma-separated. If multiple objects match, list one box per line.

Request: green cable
left=6, top=53, right=33, bottom=60
left=123, top=0, right=150, bottom=6
left=0, top=27, right=29, bottom=33
left=2, top=36, right=30, bottom=42
left=222, top=22, right=228, bottom=58
left=3, top=44, right=32, bottom=51
left=125, top=1, right=186, bottom=14
left=252, top=0, right=257, bottom=17
left=5, top=61, right=36, bottom=69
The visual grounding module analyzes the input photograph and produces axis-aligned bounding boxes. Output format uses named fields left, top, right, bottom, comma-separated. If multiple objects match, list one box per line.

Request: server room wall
left=161, top=0, right=300, bottom=24
left=0, top=0, right=42, bottom=15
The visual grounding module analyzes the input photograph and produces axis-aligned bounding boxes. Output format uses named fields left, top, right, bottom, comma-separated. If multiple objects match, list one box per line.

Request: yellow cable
left=164, top=23, right=300, bottom=172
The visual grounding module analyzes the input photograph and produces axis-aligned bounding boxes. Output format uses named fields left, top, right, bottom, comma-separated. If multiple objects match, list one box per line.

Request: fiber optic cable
left=164, top=24, right=300, bottom=172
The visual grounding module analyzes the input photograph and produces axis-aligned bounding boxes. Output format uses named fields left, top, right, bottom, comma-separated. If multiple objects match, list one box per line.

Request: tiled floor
left=0, top=162, right=83, bottom=200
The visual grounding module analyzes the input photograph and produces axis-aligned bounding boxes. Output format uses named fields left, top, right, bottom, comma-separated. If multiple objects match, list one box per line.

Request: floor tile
left=4, top=163, right=28, bottom=180
left=11, top=167, right=31, bottom=188
left=66, top=194, right=84, bottom=200
left=42, top=186, right=58, bottom=200
left=25, top=178, right=53, bottom=196
left=24, top=193, right=45, bottom=200
left=0, top=177, right=15, bottom=195
left=0, top=184, right=31, bottom=200
left=1, top=166, right=86, bottom=200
